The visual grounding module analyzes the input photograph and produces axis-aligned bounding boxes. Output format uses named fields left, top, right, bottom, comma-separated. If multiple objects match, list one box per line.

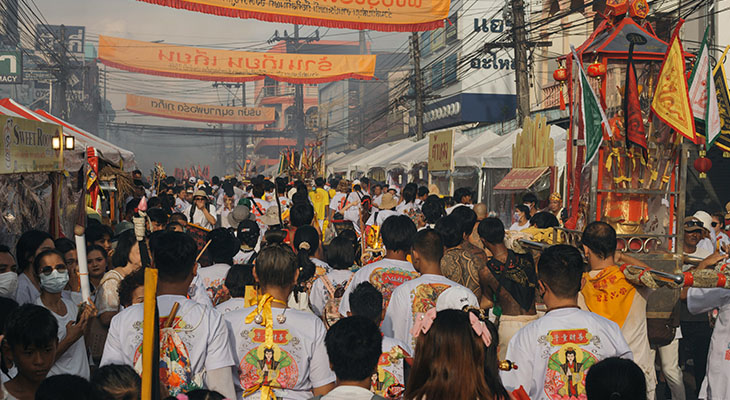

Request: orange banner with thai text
left=125, top=94, right=275, bottom=124
left=98, top=35, right=376, bottom=84
left=136, top=0, right=449, bottom=32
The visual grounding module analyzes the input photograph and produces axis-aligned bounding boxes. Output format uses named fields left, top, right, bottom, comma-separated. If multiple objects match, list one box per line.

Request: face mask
left=39, top=269, right=69, bottom=294
left=0, top=271, right=18, bottom=297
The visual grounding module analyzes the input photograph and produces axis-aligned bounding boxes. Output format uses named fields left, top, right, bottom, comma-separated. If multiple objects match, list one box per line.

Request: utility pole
left=103, top=65, right=108, bottom=140
left=359, top=30, right=367, bottom=146
left=269, top=25, right=320, bottom=151
left=57, top=25, right=69, bottom=120
left=511, top=0, right=530, bottom=124
left=411, top=33, right=424, bottom=140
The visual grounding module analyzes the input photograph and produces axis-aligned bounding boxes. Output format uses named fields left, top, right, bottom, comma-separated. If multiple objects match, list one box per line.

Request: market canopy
left=493, top=167, right=550, bottom=190
left=135, top=0, right=450, bottom=32
left=99, top=35, right=377, bottom=84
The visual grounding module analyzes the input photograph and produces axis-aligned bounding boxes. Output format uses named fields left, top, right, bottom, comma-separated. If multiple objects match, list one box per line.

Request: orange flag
left=651, top=32, right=697, bottom=143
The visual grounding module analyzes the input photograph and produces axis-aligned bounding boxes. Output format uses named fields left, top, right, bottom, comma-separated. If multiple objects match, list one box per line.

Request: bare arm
left=312, top=382, right=336, bottom=396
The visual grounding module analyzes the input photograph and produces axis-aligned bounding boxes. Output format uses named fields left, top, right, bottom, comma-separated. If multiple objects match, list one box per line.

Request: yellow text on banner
left=125, top=94, right=276, bottom=124
left=99, top=35, right=377, bottom=84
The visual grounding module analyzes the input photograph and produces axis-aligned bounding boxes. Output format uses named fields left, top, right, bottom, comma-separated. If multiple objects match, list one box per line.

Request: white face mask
left=0, top=271, right=18, bottom=298
left=39, top=269, right=69, bottom=294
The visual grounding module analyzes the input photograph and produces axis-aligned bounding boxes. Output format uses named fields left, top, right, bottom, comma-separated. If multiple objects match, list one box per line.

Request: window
left=421, top=31, right=431, bottom=58
left=444, top=54, right=458, bottom=85
left=432, top=61, right=443, bottom=89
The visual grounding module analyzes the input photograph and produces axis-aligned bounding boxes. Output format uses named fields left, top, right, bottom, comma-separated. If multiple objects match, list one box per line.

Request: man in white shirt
left=318, top=316, right=386, bottom=400
left=687, top=285, right=730, bottom=399
left=101, top=231, right=236, bottom=399
left=382, top=229, right=475, bottom=350
left=502, top=245, right=633, bottom=400
left=183, top=190, right=217, bottom=230
left=339, top=215, right=420, bottom=315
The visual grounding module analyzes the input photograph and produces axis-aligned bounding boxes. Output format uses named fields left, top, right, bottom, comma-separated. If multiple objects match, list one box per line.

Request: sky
left=30, top=0, right=410, bottom=175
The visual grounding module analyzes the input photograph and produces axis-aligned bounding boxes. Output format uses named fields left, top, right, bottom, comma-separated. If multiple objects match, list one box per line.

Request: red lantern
left=553, top=67, right=568, bottom=82
left=694, top=150, right=712, bottom=178
left=587, top=61, right=606, bottom=79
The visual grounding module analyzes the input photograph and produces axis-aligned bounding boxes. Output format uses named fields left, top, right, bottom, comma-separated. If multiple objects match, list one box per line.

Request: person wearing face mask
left=508, top=205, right=531, bottom=232
left=0, top=245, right=18, bottom=299
left=14, top=230, right=55, bottom=305
left=33, top=249, right=96, bottom=380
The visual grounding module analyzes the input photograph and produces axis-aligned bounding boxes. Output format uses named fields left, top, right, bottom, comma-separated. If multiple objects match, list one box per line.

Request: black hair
left=381, top=215, right=417, bottom=252
left=132, top=169, right=142, bottom=176
left=111, top=230, right=138, bottom=269
left=417, top=186, right=429, bottom=197
left=453, top=187, right=472, bottom=204
left=169, top=212, right=188, bottom=224
left=263, top=229, right=287, bottom=245
left=530, top=211, right=560, bottom=229
left=585, top=357, right=647, bottom=400
left=412, top=229, right=444, bottom=264
left=538, top=245, right=585, bottom=298
left=86, top=224, right=113, bottom=245
left=207, top=228, right=239, bottom=265
left=252, top=184, right=265, bottom=199
left=422, top=195, right=446, bottom=224
left=515, top=204, right=530, bottom=217
left=325, top=316, right=383, bottom=382
left=275, top=177, right=288, bottom=195
left=147, top=197, right=162, bottom=209
left=36, top=374, right=93, bottom=400
left=478, top=218, right=505, bottom=245
left=255, top=243, right=298, bottom=288
left=435, top=215, right=463, bottom=248
left=147, top=208, right=169, bottom=226
left=402, top=183, right=418, bottom=203
left=151, top=231, right=197, bottom=283
left=4, top=304, right=58, bottom=349
left=163, top=389, right=225, bottom=400
left=290, top=203, right=315, bottom=228
left=0, top=244, right=10, bottom=254
left=212, top=176, right=220, bottom=185
left=165, top=222, right=184, bottom=232
left=225, top=264, right=255, bottom=298
left=91, top=364, right=142, bottom=400
left=125, top=198, right=141, bottom=216
left=15, top=230, right=53, bottom=274
left=315, top=177, right=325, bottom=187
left=263, top=179, right=275, bottom=192
left=522, top=193, right=538, bottom=205
left=236, top=220, right=260, bottom=249
left=53, top=238, right=75, bottom=255
left=349, top=282, right=383, bottom=323
left=353, top=184, right=362, bottom=192
left=326, top=236, right=356, bottom=270
left=33, top=249, right=64, bottom=275
left=293, top=225, right=318, bottom=283
left=450, top=206, right=478, bottom=238
left=582, top=221, right=617, bottom=259
left=86, top=244, right=108, bottom=259
left=291, top=191, right=311, bottom=207
left=118, top=268, right=146, bottom=308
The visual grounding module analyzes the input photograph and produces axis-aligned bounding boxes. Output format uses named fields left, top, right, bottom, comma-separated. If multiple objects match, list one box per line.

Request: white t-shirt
left=320, top=385, right=377, bottom=400
left=101, top=295, right=235, bottom=394
left=338, top=258, right=420, bottom=316
left=365, top=210, right=399, bottom=227
left=382, top=274, right=471, bottom=350
left=197, top=263, right=231, bottom=306
left=371, top=336, right=410, bottom=398
left=344, top=192, right=364, bottom=223
left=311, top=258, right=332, bottom=277
left=219, top=207, right=234, bottom=229
left=224, top=306, right=336, bottom=399
left=234, top=249, right=257, bottom=265
left=329, top=193, right=347, bottom=212
left=688, top=287, right=730, bottom=399
left=175, top=197, right=190, bottom=213
left=717, top=232, right=730, bottom=254
left=509, top=221, right=530, bottom=232
left=372, top=194, right=383, bottom=208
left=183, top=204, right=217, bottom=230
left=395, top=202, right=417, bottom=215
left=35, top=297, right=90, bottom=379
left=501, top=307, right=633, bottom=400
left=14, top=272, right=38, bottom=305
left=698, top=237, right=715, bottom=253
left=216, top=297, right=248, bottom=315
left=188, top=275, right=215, bottom=308
left=445, top=204, right=473, bottom=215
left=309, top=269, right=354, bottom=317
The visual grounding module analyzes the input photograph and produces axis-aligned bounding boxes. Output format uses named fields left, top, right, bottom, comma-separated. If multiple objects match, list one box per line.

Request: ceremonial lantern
left=553, top=61, right=568, bottom=110
left=587, top=59, right=607, bottom=80
left=694, top=150, right=712, bottom=178
left=605, top=0, right=629, bottom=15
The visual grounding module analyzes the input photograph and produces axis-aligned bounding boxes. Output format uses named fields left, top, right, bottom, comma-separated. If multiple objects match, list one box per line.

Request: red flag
left=624, top=55, right=647, bottom=154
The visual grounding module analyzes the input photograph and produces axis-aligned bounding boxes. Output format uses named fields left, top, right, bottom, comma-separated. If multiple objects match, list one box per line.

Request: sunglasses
left=685, top=221, right=704, bottom=228
left=39, top=264, right=67, bottom=276
left=194, top=197, right=206, bottom=201
left=712, top=222, right=720, bottom=228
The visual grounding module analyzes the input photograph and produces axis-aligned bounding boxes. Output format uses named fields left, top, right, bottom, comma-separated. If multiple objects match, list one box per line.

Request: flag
left=571, top=46, right=612, bottom=170
left=688, top=27, right=721, bottom=149
left=624, top=48, right=647, bottom=154
left=651, top=32, right=696, bottom=143
left=712, top=47, right=730, bottom=152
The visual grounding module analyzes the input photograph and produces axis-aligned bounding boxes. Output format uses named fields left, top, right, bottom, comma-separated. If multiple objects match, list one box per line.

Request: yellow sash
left=581, top=265, right=636, bottom=328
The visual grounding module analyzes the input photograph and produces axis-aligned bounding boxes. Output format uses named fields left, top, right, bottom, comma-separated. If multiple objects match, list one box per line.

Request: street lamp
left=64, top=135, right=75, bottom=150
left=52, top=136, right=61, bottom=150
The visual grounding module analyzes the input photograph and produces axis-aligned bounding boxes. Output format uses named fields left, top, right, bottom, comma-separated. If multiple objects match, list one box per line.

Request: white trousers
left=650, top=338, right=685, bottom=400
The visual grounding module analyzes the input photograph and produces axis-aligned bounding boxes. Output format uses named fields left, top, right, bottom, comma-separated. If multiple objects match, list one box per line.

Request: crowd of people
left=0, top=171, right=729, bottom=400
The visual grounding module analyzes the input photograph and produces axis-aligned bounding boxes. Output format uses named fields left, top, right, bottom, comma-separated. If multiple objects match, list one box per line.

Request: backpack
left=321, top=274, right=354, bottom=328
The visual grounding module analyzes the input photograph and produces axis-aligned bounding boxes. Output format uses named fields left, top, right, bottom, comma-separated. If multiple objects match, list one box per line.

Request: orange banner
left=125, top=94, right=275, bottom=124
left=136, top=0, right=449, bottom=32
left=98, top=35, right=376, bottom=84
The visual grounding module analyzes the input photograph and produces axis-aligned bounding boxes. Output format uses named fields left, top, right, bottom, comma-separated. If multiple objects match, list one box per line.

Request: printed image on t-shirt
left=202, top=277, right=229, bottom=306
left=372, top=345, right=407, bottom=399
left=542, top=329, right=599, bottom=400
left=370, top=267, right=420, bottom=309
left=239, top=328, right=300, bottom=393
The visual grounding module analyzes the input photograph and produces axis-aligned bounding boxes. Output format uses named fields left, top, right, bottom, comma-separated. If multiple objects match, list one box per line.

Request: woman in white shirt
left=184, top=190, right=217, bottom=230
left=508, top=205, right=531, bottom=232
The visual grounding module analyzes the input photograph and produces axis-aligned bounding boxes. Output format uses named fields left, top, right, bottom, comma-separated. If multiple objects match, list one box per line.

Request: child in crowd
left=101, top=231, right=236, bottom=398
left=86, top=223, right=114, bottom=256
left=223, top=243, right=335, bottom=398
left=348, top=282, right=409, bottom=398
left=35, top=374, right=92, bottom=400
left=33, top=249, right=95, bottom=379
left=86, top=244, right=109, bottom=298
left=234, top=219, right=260, bottom=265
left=316, top=316, right=385, bottom=400
left=90, top=364, right=141, bottom=400
left=117, top=268, right=145, bottom=308
left=196, top=228, right=238, bottom=306
left=215, top=264, right=255, bottom=314
left=309, top=236, right=355, bottom=324
left=2, top=304, right=58, bottom=400
left=585, top=357, right=647, bottom=400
